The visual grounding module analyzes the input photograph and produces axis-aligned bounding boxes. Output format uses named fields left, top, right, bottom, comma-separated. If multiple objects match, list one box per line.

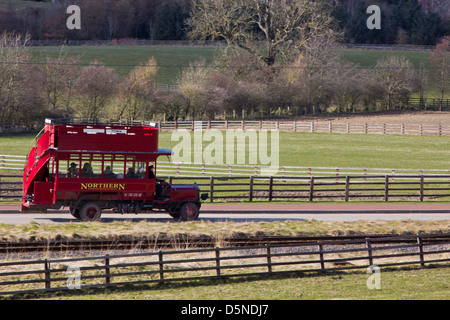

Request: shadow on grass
left=3, top=264, right=447, bottom=300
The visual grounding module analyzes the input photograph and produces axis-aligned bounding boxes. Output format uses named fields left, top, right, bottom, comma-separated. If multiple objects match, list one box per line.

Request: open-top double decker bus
left=21, top=118, right=207, bottom=221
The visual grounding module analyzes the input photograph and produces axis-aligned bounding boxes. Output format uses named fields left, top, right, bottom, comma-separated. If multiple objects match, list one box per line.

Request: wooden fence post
left=210, top=176, right=214, bottom=203
left=105, top=254, right=110, bottom=285
left=366, top=240, right=373, bottom=266
left=268, top=177, right=274, bottom=201
left=44, top=259, right=51, bottom=290
left=417, top=235, right=425, bottom=268
left=266, top=245, right=272, bottom=273
left=249, top=176, right=254, bottom=202
left=215, top=248, right=221, bottom=277
left=345, top=176, right=350, bottom=202
left=384, top=176, right=389, bottom=201
left=319, top=244, right=325, bottom=271
left=309, top=177, right=314, bottom=201
left=420, top=175, right=424, bottom=202
left=158, top=251, right=164, bottom=282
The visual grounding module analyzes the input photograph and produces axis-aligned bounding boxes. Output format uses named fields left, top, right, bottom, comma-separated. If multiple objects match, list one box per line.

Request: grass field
left=29, top=45, right=219, bottom=83
left=1, top=218, right=448, bottom=242
left=154, top=131, right=450, bottom=170
left=28, top=45, right=445, bottom=97
left=24, top=266, right=446, bottom=300
left=2, top=131, right=450, bottom=170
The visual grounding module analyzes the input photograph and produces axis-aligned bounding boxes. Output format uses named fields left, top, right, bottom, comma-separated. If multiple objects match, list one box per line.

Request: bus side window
left=137, top=161, right=146, bottom=178
left=112, top=161, right=125, bottom=179
left=81, top=162, right=94, bottom=178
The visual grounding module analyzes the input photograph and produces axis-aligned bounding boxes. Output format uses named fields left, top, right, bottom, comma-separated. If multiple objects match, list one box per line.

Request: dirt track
left=292, top=111, right=450, bottom=125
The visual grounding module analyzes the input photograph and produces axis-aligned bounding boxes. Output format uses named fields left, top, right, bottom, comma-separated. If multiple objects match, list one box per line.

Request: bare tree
left=187, top=0, right=337, bottom=67
left=40, top=46, right=81, bottom=117
left=373, top=56, right=419, bottom=111
left=115, top=57, right=159, bottom=120
left=0, top=32, right=36, bottom=123
left=73, top=62, right=119, bottom=119
left=429, top=36, right=449, bottom=111
left=177, top=57, right=215, bottom=119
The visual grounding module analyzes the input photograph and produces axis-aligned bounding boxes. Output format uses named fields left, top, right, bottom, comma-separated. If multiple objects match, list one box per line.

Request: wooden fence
left=4, top=154, right=450, bottom=178
left=157, top=162, right=450, bottom=178
left=3, top=118, right=450, bottom=135
left=0, top=233, right=448, bottom=296
left=160, top=120, right=450, bottom=135
left=168, top=174, right=450, bottom=202
left=3, top=174, right=450, bottom=202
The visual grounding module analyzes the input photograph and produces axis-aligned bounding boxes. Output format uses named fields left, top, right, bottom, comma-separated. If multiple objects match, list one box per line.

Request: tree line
left=337, top=0, right=449, bottom=45
left=1, top=31, right=448, bottom=124
left=0, top=0, right=190, bottom=41
left=0, top=0, right=448, bottom=45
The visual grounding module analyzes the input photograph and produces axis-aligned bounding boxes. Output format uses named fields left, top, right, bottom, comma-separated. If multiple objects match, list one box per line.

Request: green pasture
left=339, top=48, right=431, bottom=68
left=29, top=45, right=219, bottom=83
left=19, top=266, right=447, bottom=300
left=2, top=131, right=450, bottom=170
left=160, top=131, right=450, bottom=170
left=28, top=45, right=445, bottom=97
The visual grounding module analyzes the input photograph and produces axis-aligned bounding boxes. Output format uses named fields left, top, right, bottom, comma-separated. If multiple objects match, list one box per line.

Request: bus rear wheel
left=79, top=202, right=102, bottom=221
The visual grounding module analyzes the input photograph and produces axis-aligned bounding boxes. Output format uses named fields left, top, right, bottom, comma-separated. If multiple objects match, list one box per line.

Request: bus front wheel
left=179, top=202, right=199, bottom=221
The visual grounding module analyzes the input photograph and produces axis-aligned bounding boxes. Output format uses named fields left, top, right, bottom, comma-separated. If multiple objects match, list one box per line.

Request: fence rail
left=0, top=233, right=448, bottom=296
left=3, top=174, right=450, bottom=202
left=169, top=174, right=450, bottom=202
left=159, top=120, right=450, bottom=135
left=3, top=154, right=450, bottom=178
left=3, top=118, right=450, bottom=135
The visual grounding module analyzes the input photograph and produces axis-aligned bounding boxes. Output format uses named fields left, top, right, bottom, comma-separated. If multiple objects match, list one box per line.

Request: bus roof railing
left=45, top=118, right=158, bottom=127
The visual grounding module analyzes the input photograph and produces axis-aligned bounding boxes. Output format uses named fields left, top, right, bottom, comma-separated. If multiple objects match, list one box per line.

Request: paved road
left=0, top=203, right=449, bottom=224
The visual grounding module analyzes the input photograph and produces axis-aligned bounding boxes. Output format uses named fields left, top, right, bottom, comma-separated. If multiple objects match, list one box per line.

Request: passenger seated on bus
left=67, top=162, right=78, bottom=178
left=104, top=166, right=116, bottom=178
left=126, top=167, right=136, bottom=178
left=81, top=162, right=94, bottom=178
left=148, top=165, right=155, bottom=179
left=137, top=166, right=145, bottom=178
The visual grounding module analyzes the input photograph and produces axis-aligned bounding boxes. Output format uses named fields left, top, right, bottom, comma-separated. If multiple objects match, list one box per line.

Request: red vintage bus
left=21, top=118, right=207, bottom=221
